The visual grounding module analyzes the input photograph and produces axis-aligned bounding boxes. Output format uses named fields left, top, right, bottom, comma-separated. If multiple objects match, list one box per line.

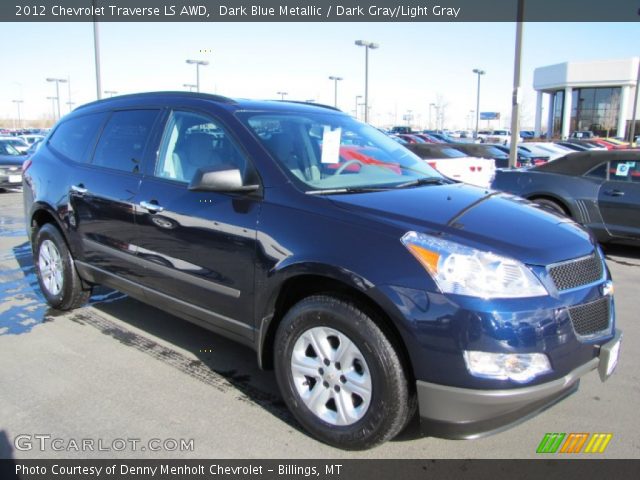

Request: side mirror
left=188, top=168, right=259, bottom=193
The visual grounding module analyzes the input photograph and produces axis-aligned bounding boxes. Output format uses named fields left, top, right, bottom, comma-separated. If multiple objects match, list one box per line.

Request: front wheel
left=274, top=295, right=414, bottom=450
left=33, top=223, right=91, bottom=310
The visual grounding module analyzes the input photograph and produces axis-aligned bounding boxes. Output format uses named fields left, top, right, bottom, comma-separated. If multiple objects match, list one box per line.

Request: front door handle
left=603, top=189, right=625, bottom=197
left=70, top=184, right=88, bottom=195
left=139, top=200, right=164, bottom=213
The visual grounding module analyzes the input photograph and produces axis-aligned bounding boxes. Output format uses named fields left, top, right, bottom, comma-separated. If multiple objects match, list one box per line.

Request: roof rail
left=277, top=100, right=341, bottom=112
left=74, top=91, right=237, bottom=111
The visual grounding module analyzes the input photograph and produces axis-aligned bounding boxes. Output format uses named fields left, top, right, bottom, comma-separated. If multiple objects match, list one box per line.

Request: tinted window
left=585, top=162, right=608, bottom=179
left=48, top=112, right=106, bottom=163
left=0, top=140, right=21, bottom=156
left=155, top=111, right=248, bottom=183
left=92, top=110, right=159, bottom=173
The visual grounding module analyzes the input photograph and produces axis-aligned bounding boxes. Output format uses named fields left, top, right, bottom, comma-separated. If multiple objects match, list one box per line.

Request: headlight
left=401, top=231, right=547, bottom=298
left=463, top=351, right=552, bottom=383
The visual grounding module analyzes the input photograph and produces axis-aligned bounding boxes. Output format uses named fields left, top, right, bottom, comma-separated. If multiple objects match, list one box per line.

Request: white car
left=0, top=136, right=29, bottom=154
left=485, top=129, right=523, bottom=146
left=518, top=142, right=574, bottom=161
left=408, top=145, right=496, bottom=188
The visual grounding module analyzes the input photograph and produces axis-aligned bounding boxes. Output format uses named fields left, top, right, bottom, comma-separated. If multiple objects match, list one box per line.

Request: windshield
left=0, top=141, right=21, bottom=156
left=239, top=111, right=442, bottom=191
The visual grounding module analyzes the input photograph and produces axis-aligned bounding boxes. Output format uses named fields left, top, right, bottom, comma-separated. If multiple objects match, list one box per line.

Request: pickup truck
left=484, top=129, right=522, bottom=146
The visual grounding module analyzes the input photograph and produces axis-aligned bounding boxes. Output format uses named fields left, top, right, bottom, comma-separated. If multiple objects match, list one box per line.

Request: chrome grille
left=548, top=253, right=603, bottom=291
left=567, top=297, right=610, bottom=337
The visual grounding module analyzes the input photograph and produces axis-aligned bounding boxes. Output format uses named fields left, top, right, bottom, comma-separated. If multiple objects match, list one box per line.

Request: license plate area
left=598, top=331, right=622, bottom=382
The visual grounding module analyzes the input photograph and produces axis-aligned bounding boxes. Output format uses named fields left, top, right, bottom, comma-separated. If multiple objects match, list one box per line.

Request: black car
left=493, top=144, right=549, bottom=165
left=492, top=150, right=640, bottom=244
left=0, top=139, right=26, bottom=190
left=450, top=143, right=531, bottom=168
left=23, top=92, right=621, bottom=449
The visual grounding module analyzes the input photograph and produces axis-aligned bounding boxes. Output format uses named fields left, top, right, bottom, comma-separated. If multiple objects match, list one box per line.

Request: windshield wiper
left=307, top=186, right=393, bottom=195
left=394, top=177, right=449, bottom=189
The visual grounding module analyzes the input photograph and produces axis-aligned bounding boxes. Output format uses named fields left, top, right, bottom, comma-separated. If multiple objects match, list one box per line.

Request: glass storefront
left=570, top=87, right=621, bottom=135
left=550, top=86, right=621, bottom=137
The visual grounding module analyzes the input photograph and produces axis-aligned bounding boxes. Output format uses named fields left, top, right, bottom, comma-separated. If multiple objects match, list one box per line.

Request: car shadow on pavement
left=76, top=295, right=305, bottom=435
left=8, top=240, right=423, bottom=445
left=602, top=243, right=640, bottom=260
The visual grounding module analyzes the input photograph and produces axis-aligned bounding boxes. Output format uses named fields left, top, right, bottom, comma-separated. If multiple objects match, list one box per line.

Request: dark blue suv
left=23, top=92, right=621, bottom=450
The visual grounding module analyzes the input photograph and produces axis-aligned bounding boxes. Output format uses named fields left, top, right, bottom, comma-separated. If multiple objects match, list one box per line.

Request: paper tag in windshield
left=616, top=163, right=630, bottom=176
left=321, top=126, right=341, bottom=164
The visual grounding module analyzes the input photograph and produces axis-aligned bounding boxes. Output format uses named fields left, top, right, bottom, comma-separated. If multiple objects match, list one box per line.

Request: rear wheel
left=33, top=223, right=91, bottom=310
left=533, top=198, right=568, bottom=217
left=274, top=295, right=413, bottom=450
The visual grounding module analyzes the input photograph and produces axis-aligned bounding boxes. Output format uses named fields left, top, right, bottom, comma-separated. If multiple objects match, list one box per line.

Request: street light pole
left=66, top=76, right=74, bottom=112
left=277, top=91, right=288, bottom=101
left=472, top=68, right=485, bottom=139
left=46, top=78, right=67, bottom=120
left=186, top=59, right=210, bottom=92
left=104, top=90, right=118, bottom=98
left=355, top=40, right=379, bottom=123
left=183, top=83, right=197, bottom=92
left=92, top=0, right=102, bottom=100
left=328, top=76, right=343, bottom=108
left=12, top=100, right=23, bottom=129
left=46, top=96, right=57, bottom=121
left=508, top=0, right=525, bottom=169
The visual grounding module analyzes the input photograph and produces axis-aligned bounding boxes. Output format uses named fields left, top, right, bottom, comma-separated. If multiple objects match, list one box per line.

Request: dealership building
left=533, top=57, right=639, bottom=139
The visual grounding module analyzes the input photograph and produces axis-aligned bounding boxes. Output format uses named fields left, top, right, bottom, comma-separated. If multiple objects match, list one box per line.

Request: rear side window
left=91, top=110, right=159, bottom=173
left=48, top=112, right=106, bottom=163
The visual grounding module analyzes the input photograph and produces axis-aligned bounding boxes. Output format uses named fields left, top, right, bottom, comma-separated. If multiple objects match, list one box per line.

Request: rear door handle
left=139, top=201, right=164, bottom=213
left=604, top=189, right=625, bottom=197
left=70, top=184, right=88, bottom=195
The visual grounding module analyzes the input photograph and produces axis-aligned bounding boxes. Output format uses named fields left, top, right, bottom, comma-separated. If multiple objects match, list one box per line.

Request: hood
left=328, top=183, right=594, bottom=266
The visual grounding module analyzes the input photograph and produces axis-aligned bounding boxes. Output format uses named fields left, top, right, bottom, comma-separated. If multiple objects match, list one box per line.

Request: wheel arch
left=527, top=193, right=573, bottom=217
left=29, top=203, right=69, bottom=244
left=257, top=272, right=415, bottom=391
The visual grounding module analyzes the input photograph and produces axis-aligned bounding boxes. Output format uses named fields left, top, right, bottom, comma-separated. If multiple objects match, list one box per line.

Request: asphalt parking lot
left=0, top=190, right=638, bottom=459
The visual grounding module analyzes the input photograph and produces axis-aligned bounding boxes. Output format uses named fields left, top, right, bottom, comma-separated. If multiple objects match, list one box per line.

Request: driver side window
left=155, top=111, right=246, bottom=183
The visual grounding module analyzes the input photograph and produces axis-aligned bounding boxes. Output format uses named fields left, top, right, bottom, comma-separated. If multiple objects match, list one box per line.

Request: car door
left=69, top=108, right=162, bottom=278
left=134, top=109, right=260, bottom=340
left=598, top=159, right=640, bottom=239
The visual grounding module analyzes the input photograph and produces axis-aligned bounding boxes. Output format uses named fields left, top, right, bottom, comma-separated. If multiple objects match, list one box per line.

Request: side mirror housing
left=188, top=168, right=260, bottom=193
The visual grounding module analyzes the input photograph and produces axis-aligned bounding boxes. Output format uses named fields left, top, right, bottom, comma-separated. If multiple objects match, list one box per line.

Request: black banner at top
left=2, top=0, right=640, bottom=22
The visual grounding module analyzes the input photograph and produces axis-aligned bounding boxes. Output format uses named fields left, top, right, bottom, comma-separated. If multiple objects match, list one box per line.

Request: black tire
left=533, top=198, right=568, bottom=217
left=274, top=295, right=413, bottom=450
left=33, top=223, right=91, bottom=310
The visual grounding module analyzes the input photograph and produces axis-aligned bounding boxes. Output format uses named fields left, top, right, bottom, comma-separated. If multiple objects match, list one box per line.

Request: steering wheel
left=335, top=159, right=364, bottom=175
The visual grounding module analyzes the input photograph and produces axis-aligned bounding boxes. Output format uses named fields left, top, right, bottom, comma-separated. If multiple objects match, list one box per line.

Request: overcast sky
left=1, top=21, right=639, bottom=129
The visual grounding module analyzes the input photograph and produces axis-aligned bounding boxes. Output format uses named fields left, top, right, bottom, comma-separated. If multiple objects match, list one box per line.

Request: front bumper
left=417, top=329, right=622, bottom=439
